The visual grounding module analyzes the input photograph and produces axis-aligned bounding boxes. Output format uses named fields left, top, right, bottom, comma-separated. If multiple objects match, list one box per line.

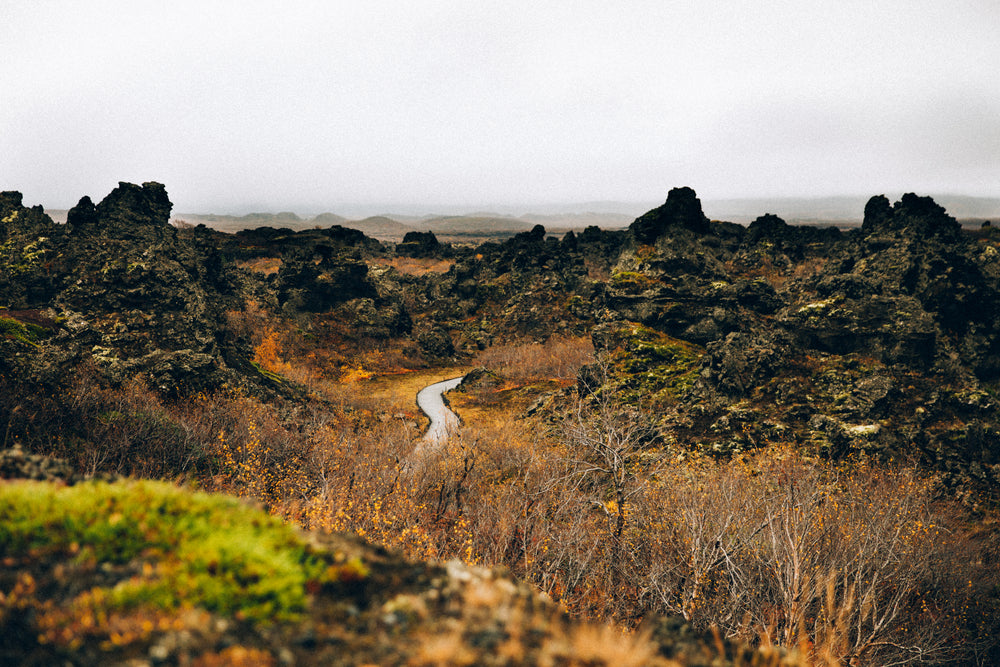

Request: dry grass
left=9, top=360, right=994, bottom=664
left=375, top=256, right=456, bottom=276
left=235, top=257, right=282, bottom=275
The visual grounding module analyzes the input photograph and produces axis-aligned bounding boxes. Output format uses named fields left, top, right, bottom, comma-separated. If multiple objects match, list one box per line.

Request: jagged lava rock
left=396, top=230, right=442, bottom=258
left=630, top=186, right=711, bottom=243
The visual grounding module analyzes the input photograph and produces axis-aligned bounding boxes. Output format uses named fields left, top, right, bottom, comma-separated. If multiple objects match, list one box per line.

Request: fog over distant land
left=2, top=1, right=998, bottom=214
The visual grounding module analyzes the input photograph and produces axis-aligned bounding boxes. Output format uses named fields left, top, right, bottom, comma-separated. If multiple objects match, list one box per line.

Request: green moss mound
left=0, top=480, right=362, bottom=623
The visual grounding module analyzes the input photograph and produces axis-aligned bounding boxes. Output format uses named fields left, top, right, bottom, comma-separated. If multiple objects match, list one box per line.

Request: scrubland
left=6, top=320, right=994, bottom=666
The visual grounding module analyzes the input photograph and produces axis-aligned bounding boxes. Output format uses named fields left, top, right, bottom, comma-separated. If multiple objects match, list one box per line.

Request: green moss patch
left=610, top=324, right=704, bottom=404
left=609, top=270, right=657, bottom=293
left=0, top=235, right=50, bottom=276
left=0, top=314, right=48, bottom=347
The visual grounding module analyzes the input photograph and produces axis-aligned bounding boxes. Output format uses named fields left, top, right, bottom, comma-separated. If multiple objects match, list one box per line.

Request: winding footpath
left=415, top=376, right=464, bottom=449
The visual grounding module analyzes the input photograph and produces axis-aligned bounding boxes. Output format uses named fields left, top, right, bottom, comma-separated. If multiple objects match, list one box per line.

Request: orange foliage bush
left=253, top=330, right=292, bottom=376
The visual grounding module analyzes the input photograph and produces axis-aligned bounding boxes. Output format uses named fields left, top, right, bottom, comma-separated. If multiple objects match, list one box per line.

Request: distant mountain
left=415, top=216, right=536, bottom=235
left=168, top=194, right=999, bottom=236
left=932, top=195, right=1000, bottom=220
left=520, top=212, right=633, bottom=229
left=311, top=212, right=349, bottom=226
left=342, top=216, right=413, bottom=238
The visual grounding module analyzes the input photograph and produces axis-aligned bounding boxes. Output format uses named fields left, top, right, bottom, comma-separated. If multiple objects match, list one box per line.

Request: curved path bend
left=415, top=376, right=464, bottom=447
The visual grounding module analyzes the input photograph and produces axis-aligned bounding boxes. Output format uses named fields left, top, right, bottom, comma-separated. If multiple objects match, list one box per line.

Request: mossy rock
left=590, top=323, right=704, bottom=405
left=610, top=270, right=657, bottom=294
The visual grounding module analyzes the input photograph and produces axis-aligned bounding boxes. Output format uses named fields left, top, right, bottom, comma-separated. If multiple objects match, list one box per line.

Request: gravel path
left=415, top=376, right=464, bottom=446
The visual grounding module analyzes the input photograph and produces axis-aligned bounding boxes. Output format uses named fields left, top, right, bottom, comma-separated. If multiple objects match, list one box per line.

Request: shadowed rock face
left=396, top=230, right=441, bottom=258
left=1, top=183, right=240, bottom=396
left=276, top=254, right=376, bottom=313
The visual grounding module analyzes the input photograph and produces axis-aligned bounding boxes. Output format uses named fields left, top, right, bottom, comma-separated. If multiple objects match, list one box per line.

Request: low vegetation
left=3, top=322, right=998, bottom=664
left=0, top=480, right=346, bottom=622
left=1, top=477, right=794, bottom=667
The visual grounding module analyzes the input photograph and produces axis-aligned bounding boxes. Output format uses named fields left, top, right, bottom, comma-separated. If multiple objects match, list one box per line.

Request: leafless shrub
left=628, top=450, right=994, bottom=665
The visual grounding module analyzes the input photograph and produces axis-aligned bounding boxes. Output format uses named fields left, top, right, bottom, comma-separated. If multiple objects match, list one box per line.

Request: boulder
left=457, top=366, right=504, bottom=391
left=416, top=325, right=456, bottom=360
left=702, top=330, right=792, bottom=397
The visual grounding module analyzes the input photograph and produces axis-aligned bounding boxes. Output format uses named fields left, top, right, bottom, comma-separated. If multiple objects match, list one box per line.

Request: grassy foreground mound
left=0, top=479, right=790, bottom=667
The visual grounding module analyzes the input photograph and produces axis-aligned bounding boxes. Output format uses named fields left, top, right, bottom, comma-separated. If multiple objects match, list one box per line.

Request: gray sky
left=2, top=0, right=998, bottom=214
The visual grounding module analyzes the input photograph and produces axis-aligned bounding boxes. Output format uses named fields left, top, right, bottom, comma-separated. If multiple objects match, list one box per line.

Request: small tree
left=559, top=356, right=654, bottom=617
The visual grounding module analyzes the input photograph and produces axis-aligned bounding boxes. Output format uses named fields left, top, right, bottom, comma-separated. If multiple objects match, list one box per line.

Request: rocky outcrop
left=567, top=192, right=1000, bottom=495
left=416, top=324, right=456, bottom=360
left=1, top=184, right=254, bottom=399
left=396, top=230, right=442, bottom=258
left=701, top=330, right=792, bottom=397
left=1, top=192, right=61, bottom=308
left=744, top=212, right=841, bottom=246
left=780, top=295, right=938, bottom=368
left=2, top=182, right=999, bottom=498
left=457, top=366, right=504, bottom=391
left=806, top=195, right=1000, bottom=381
left=407, top=223, right=618, bottom=350
left=1, top=191, right=56, bottom=240
left=68, top=181, right=174, bottom=241
left=277, top=253, right=376, bottom=313
left=630, top=186, right=711, bottom=243
left=862, top=192, right=962, bottom=239
left=224, top=224, right=384, bottom=263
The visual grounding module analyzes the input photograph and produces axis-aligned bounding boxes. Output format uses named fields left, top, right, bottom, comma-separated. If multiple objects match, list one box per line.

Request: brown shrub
left=474, top=335, right=594, bottom=383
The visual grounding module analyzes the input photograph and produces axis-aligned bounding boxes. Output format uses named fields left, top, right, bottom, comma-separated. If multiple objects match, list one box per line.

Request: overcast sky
left=2, top=1, right=998, bottom=214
